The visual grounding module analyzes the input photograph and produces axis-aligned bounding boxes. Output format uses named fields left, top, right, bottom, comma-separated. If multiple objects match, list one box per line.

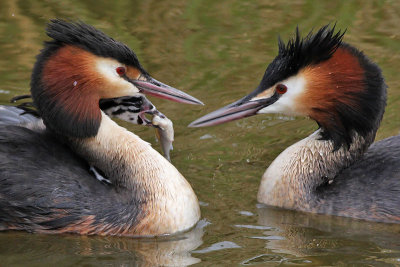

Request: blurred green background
left=0, top=0, right=400, bottom=266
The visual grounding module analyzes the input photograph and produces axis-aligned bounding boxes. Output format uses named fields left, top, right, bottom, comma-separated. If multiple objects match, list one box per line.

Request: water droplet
left=199, top=201, right=209, bottom=207
left=239, top=211, right=254, bottom=216
left=199, top=134, right=214, bottom=140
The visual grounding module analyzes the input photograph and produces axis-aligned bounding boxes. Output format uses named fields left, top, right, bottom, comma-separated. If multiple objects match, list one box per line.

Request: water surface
left=1, top=0, right=400, bottom=266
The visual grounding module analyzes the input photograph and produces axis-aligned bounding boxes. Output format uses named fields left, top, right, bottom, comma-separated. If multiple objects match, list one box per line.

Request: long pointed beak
left=188, top=91, right=279, bottom=127
left=132, top=77, right=203, bottom=105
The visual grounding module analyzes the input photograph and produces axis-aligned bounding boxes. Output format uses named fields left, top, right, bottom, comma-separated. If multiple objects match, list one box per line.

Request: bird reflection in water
left=243, top=206, right=400, bottom=265
left=0, top=220, right=208, bottom=266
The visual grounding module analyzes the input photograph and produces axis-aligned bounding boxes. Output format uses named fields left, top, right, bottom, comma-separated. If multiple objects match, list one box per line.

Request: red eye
left=276, top=84, right=287, bottom=94
left=116, top=67, right=126, bottom=76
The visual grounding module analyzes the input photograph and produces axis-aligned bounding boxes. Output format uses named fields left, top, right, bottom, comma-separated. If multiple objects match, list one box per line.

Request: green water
left=1, top=0, right=400, bottom=266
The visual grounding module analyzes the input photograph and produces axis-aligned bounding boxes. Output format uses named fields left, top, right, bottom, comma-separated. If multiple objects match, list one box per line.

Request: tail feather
left=0, top=106, right=39, bottom=126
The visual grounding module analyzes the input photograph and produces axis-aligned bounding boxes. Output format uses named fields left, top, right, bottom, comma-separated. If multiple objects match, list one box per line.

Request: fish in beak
left=99, top=96, right=175, bottom=161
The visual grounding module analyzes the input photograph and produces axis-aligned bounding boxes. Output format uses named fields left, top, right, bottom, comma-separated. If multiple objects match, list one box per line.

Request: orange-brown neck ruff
left=34, top=45, right=102, bottom=138
left=299, top=45, right=386, bottom=149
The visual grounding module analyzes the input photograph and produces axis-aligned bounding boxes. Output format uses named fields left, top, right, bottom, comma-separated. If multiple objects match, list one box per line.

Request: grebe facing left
left=0, top=20, right=202, bottom=236
left=190, top=25, right=400, bottom=223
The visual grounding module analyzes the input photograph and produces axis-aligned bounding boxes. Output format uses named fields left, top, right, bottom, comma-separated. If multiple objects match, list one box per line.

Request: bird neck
left=69, top=113, right=200, bottom=235
left=257, top=128, right=375, bottom=211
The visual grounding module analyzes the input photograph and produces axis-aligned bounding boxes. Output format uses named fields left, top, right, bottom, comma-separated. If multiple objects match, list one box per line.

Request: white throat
left=257, top=129, right=368, bottom=210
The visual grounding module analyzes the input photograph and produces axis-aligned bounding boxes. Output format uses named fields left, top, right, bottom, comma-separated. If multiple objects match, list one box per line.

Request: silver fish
left=100, top=95, right=174, bottom=161
left=152, top=114, right=174, bottom=162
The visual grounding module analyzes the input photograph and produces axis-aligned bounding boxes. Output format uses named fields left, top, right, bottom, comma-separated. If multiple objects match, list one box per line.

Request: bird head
left=31, top=19, right=202, bottom=138
left=190, top=25, right=386, bottom=149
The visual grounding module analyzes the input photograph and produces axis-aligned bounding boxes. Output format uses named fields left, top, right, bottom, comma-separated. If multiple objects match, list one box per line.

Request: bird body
left=190, top=25, right=400, bottom=223
left=0, top=20, right=202, bottom=236
left=258, top=129, right=400, bottom=223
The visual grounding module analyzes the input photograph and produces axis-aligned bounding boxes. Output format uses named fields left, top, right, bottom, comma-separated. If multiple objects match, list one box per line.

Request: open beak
left=132, top=76, right=203, bottom=105
left=188, top=89, right=279, bottom=127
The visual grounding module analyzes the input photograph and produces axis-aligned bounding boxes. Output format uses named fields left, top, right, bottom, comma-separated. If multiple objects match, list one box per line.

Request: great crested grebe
left=0, top=19, right=203, bottom=236
left=190, top=25, right=400, bottom=223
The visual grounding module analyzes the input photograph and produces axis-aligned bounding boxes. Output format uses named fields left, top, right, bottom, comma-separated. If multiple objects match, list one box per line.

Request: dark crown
left=259, top=25, right=345, bottom=89
left=46, top=19, right=146, bottom=73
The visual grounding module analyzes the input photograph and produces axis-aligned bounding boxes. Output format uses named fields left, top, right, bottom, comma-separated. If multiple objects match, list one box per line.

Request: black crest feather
left=259, top=24, right=345, bottom=88
left=278, top=24, right=345, bottom=70
left=46, top=19, right=145, bottom=72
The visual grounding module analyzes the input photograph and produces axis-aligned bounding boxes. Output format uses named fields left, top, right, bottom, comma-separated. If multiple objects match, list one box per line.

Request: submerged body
left=190, top=25, right=400, bottom=223
left=258, top=130, right=400, bottom=223
left=0, top=20, right=202, bottom=236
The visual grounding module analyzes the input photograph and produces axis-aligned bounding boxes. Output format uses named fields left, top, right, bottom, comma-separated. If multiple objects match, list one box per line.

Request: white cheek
left=258, top=74, right=306, bottom=116
left=96, top=59, right=139, bottom=95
